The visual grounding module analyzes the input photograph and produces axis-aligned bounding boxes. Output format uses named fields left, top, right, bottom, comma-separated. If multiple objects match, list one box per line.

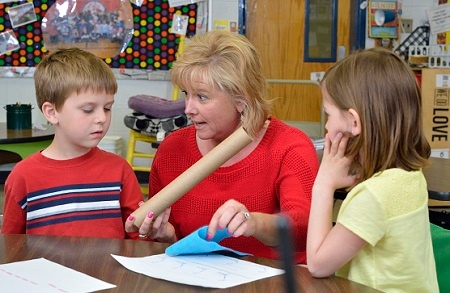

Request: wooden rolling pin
left=132, top=126, right=253, bottom=227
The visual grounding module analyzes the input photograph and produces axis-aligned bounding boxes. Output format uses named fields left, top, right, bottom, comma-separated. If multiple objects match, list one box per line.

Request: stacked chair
left=124, top=94, right=191, bottom=195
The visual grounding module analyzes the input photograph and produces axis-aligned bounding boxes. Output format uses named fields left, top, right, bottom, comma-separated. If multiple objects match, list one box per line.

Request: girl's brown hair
left=322, top=47, right=430, bottom=183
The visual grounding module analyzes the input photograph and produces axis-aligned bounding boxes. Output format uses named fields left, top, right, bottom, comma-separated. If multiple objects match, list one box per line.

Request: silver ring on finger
left=139, top=234, right=148, bottom=239
left=242, top=212, right=250, bottom=221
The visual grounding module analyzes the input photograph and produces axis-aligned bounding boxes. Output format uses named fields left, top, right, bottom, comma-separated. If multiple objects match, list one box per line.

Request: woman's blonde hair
left=322, top=47, right=430, bottom=183
left=34, top=48, right=117, bottom=111
left=170, top=30, right=272, bottom=138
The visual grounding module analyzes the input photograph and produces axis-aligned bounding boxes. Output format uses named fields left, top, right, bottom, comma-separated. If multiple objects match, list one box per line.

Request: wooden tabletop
left=0, top=234, right=380, bottom=292
left=0, top=122, right=54, bottom=144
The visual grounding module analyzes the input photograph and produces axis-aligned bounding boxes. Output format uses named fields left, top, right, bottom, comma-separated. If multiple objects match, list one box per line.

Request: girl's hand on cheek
left=315, top=133, right=356, bottom=191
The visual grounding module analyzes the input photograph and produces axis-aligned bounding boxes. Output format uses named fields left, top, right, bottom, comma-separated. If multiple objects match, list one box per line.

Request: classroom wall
left=209, top=0, right=239, bottom=31
left=0, top=0, right=439, bottom=158
left=0, top=1, right=241, bottom=159
left=0, top=77, right=173, bottom=152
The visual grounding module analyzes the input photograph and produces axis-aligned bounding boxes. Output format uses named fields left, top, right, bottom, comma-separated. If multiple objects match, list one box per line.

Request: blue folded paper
left=165, top=226, right=252, bottom=257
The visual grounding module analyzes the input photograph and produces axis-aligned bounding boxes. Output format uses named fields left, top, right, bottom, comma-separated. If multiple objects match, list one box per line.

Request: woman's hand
left=206, top=199, right=255, bottom=241
left=125, top=207, right=177, bottom=243
left=315, top=132, right=356, bottom=192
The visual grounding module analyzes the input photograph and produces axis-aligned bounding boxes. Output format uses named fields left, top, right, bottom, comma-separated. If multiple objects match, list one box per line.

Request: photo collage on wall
left=0, top=0, right=197, bottom=71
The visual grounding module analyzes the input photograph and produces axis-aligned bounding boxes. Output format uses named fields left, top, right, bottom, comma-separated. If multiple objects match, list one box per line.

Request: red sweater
left=2, top=147, right=143, bottom=239
left=150, top=117, right=319, bottom=263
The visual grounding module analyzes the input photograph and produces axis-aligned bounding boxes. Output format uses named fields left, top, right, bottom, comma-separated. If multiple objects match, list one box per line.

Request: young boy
left=1, top=48, right=144, bottom=239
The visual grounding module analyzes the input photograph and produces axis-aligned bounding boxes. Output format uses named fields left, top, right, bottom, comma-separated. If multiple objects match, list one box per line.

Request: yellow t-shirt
left=336, top=168, right=439, bottom=293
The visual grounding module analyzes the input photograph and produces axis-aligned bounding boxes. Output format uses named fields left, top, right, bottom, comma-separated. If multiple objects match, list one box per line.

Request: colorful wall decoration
left=0, top=0, right=197, bottom=70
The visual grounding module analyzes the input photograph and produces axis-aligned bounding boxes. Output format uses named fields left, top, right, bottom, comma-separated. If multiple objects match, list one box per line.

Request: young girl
left=307, top=47, right=439, bottom=292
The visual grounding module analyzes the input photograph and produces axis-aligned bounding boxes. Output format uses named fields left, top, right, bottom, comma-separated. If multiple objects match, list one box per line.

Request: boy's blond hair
left=34, top=48, right=117, bottom=111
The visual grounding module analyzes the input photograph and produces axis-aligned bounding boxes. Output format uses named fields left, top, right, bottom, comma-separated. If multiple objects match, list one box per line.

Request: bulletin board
left=0, top=0, right=197, bottom=71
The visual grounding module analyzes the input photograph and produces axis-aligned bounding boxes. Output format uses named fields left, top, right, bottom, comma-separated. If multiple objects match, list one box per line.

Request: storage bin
left=4, top=103, right=32, bottom=130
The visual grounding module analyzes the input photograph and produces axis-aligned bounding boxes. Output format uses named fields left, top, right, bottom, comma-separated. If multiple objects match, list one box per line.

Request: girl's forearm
left=306, top=185, right=335, bottom=276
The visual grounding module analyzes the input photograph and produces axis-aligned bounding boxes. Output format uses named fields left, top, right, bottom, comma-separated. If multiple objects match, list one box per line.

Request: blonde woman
left=126, top=30, right=319, bottom=264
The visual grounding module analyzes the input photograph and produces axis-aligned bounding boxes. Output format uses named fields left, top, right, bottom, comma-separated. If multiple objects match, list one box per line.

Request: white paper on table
left=0, top=258, right=116, bottom=293
left=111, top=253, right=284, bottom=289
